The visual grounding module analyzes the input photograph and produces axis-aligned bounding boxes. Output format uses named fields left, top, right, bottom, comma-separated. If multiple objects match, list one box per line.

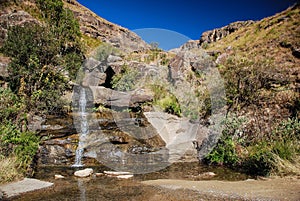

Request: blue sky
left=77, top=0, right=297, bottom=50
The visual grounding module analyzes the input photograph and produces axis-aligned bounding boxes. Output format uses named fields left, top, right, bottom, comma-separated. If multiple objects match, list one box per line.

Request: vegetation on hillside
left=202, top=4, right=300, bottom=176
left=0, top=0, right=84, bottom=183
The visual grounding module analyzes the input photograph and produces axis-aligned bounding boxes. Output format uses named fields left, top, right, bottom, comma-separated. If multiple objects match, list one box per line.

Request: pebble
left=55, top=174, right=65, bottom=179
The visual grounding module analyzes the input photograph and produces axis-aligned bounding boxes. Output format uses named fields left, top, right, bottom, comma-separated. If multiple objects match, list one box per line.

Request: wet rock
left=117, top=175, right=134, bottom=179
left=128, top=145, right=153, bottom=154
left=39, top=144, right=74, bottom=165
left=74, top=168, right=93, bottom=178
left=109, top=136, right=127, bottom=144
left=104, top=171, right=132, bottom=176
left=0, top=178, right=53, bottom=199
left=95, top=173, right=104, bottom=177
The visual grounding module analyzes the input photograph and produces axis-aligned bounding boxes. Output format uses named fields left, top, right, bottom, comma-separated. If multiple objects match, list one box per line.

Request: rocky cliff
left=0, top=0, right=149, bottom=53
left=63, top=0, right=149, bottom=52
left=199, top=20, right=254, bottom=46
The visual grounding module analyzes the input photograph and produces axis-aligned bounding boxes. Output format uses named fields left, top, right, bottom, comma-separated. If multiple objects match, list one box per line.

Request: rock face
left=199, top=20, right=254, bottom=45
left=144, top=112, right=209, bottom=162
left=179, top=40, right=200, bottom=51
left=63, top=0, right=149, bottom=52
left=90, top=86, right=153, bottom=108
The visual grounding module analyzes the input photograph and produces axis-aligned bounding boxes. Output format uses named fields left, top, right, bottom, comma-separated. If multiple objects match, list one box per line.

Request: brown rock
left=199, top=20, right=254, bottom=45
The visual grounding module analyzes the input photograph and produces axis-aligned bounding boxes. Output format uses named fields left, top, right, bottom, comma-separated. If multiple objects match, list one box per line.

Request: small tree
left=1, top=24, right=67, bottom=113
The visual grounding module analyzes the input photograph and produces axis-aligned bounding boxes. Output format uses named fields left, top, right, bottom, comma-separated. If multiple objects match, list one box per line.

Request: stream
left=13, top=162, right=251, bottom=201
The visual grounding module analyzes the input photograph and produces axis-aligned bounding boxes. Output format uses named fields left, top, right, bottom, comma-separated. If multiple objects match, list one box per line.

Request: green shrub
left=150, top=84, right=182, bottom=117
left=0, top=123, right=39, bottom=170
left=270, top=118, right=300, bottom=161
left=0, top=87, right=24, bottom=123
left=203, top=115, right=245, bottom=166
left=243, top=118, right=299, bottom=176
left=111, top=65, right=138, bottom=91
left=157, top=95, right=181, bottom=117
left=243, top=143, right=276, bottom=176
left=93, top=42, right=119, bottom=62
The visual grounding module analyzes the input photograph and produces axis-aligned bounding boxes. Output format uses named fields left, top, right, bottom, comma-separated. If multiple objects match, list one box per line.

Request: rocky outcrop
left=144, top=112, right=209, bottom=162
left=179, top=40, right=200, bottom=51
left=199, top=20, right=254, bottom=45
left=90, top=86, right=153, bottom=108
left=63, top=0, right=149, bottom=52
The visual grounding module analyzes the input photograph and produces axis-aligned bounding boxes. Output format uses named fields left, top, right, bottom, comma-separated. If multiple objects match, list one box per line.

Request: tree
left=1, top=24, right=67, bottom=113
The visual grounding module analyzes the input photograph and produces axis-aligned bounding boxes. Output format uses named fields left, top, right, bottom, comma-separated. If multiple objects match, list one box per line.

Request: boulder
left=0, top=56, right=9, bottom=79
left=74, top=168, right=93, bottom=178
left=179, top=40, right=200, bottom=51
left=107, top=55, right=123, bottom=63
left=144, top=112, right=209, bottom=162
left=0, top=178, right=53, bottom=199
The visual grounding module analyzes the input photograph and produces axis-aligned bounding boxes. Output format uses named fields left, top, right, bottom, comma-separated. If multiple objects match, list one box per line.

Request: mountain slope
left=200, top=4, right=299, bottom=134
left=0, top=0, right=149, bottom=53
left=63, top=0, right=149, bottom=53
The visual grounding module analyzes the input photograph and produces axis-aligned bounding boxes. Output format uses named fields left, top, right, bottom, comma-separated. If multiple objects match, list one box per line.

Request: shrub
left=150, top=84, right=182, bottom=117
left=270, top=118, right=300, bottom=161
left=111, top=65, right=138, bottom=91
left=0, top=156, right=22, bottom=184
left=243, top=143, right=276, bottom=176
left=93, top=42, right=119, bottom=62
left=0, top=87, right=24, bottom=124
left=203, top=115, right=246, bottom=166
left=0, top=123, right=39, bottom=170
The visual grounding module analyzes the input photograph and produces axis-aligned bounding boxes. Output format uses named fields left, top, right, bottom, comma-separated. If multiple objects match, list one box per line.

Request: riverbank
left=142, top=176, right=300, bottom=201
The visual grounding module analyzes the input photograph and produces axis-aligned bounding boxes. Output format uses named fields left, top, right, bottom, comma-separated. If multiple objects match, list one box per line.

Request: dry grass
left=0, top=156, right=22, bottom=184
left=276, top=155, right=300, bottom=176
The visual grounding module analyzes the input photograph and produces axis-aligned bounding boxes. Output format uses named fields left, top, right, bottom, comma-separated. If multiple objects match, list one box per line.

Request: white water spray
left=72, top=87, right=89, bottom=167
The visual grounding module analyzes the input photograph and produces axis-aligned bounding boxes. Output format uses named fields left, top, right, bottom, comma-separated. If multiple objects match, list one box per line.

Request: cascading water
left=72, top=87, right=89, bottom=167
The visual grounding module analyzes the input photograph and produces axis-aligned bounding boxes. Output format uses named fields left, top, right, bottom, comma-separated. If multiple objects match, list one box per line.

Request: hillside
left=201, top=4, right=299, bottom=135
left=0, top=0, right=148, bottom=53
left=0, top=0, right=299, bottom=184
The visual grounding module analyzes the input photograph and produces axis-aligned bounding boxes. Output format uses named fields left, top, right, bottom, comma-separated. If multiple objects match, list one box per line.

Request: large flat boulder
left=90, top=86, right=153, bottom=108
left=0, top=178, right=53, bottom=199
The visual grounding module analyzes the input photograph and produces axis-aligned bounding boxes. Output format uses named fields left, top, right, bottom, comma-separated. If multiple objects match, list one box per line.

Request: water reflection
left=77, top=179, right=86, bottom=201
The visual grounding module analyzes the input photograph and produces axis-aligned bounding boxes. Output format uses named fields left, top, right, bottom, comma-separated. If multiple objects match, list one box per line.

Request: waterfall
left=72, top=87, right=89, bottom=167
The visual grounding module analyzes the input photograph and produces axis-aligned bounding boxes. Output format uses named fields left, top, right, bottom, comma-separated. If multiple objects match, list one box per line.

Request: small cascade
left=72, top=87, right=89, bottom=167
